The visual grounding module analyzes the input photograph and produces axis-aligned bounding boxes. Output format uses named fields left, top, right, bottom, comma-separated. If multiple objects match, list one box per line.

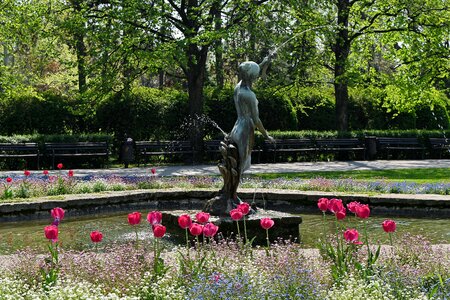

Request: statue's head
left=238, top=61, right=260, bottom=82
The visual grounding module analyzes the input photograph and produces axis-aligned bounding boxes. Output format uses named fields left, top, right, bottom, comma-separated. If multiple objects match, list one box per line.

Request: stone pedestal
left=162, top=209, right=302, bottom=245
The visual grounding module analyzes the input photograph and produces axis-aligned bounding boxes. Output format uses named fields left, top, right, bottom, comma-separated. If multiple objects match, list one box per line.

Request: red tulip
left=44, top=225, right=58, bottom=241
left=328, top=198, right=344, bottom=214
left=382, top=219, right=397, bottom=233
left=147, top=211, right=162, bottom=225
left=317, top=198, right=329, bottom=212
left=260, top=218, right=274, bottom=230
left=51, top=207, right=65, bottom=221
left=24, top=170, right=31, bottom=176
left=68, top=170, right=74, bottom=177
left=346, top=201, right=361, bottom=213
left=336, top=209, right=346, bottom=220
left=237, top=202, right=251, bottom=215
left=128, top=212, right=142, bottom=225
left=178, top=214, right=192, bottom=229
left=151, top=168, right=156, bottom=175
left=189, top=223, right=203, bottom=236
left=343, top=228, right=362, bottom=244
left=230, top=208, right=243, bottom=221
left=195, top=212, right=210, bottom=224
left=355, top=204, right=370, bottom=219
left=57, top=163, right=63, bottom=169
left=152, top=224, right=166, bottom=238
left=6, top=177, right=12, bottom=183
left=43, top=170, right=49, bottom=175
left=90, top=231, right=103, bottom=243
left=203, top=222, right=219, bottom=237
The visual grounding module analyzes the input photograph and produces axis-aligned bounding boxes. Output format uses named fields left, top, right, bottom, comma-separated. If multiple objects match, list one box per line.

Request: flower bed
left=2, top=167, right=450, bottom=203
left=1, top=199, right=449, bottom=299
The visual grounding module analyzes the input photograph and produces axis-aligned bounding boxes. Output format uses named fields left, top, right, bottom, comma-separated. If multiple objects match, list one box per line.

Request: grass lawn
left=252, top=168, right=450, bottom=184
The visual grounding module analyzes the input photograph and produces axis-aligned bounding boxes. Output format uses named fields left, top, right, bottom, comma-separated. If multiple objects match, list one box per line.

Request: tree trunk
left=213, top=3, right=224, bottom=88
left=333, top=0, right=351, bottom=131
left=73, top=0, right=87, bottom=94
left=186, top=44, right=208, bottom=162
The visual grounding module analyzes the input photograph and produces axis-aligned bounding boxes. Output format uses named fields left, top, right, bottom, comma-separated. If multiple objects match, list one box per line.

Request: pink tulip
left=57, top=163, right=63, bottom=169
left=44, top=225, right=58, bottom=241
left=336, top=209, right=346, bottom=220
left=346, top=201, right=360, bottom=213
left=151, top=168, right=156, bottom=175
left=128, top=212, right=142, bottom=225
left=51, top=207, right=65, bottom=221
left=343, top=229, right=362, bottom=244
left=317, top=198, right=329, bottom=212
left=24, top=170, right=31, bottom=176
left=147, top=211, right=162, bottom=225
left=195, top=212, right=210, bottom=224
left=203, top=222, right=219, bottom=237
left=230, top=208, right=243, bottom=221
left=43, top=170, right=49, bottom=175
left=328, top=198, right=344, bottom=214
left=355, top=204, right=370, bottom=219
left=152, top=224, right=166, bottom=238
left=90, top=231, right=103, bottom=243
left=260, top=218, right=274, bottom=230
left=382, top=219, right=396, bottom=233
left=237, top=202, right=251, bottom=215
left=189, top=223, right=203, bottom=236
left=6, top=177, right=12, bottom=183
left=178, top=214, right=192, bottom=229
left=68, top=170, right=74, bottom=177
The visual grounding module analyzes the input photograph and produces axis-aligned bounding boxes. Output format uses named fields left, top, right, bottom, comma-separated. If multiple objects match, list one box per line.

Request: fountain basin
left=1, top=188, right=449, bottom=222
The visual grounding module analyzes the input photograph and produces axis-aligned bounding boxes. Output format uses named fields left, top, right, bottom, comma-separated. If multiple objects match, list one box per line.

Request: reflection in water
left=0, top=212, right=449, bottom=254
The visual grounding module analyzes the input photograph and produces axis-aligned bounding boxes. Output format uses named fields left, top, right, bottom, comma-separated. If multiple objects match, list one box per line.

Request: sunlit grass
left=252, top=168, right=450, bottom=184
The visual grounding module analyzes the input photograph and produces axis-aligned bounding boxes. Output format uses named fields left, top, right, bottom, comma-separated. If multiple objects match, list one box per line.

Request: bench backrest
left=264, top=139, right=315, bottom=150
left=45, top=142, right=108, bottom=152
left=429, top=137, right=449, bottom=145
left=136, top=141, right=193, bottom=152
left=0, top=143, right=39, bottom=152
left=377, top=137, right=420, bottom=146
left=316, top=138, right=362, bottom=147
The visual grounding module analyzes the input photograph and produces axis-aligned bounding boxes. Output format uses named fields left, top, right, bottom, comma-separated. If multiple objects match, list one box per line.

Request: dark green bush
left=254, top=87, right=298, bottom=131
left=291, top=87, right=336, bottom=130
left=0, top=90, right=74, bottom=135
left=95, top=87, right=188, bottom=141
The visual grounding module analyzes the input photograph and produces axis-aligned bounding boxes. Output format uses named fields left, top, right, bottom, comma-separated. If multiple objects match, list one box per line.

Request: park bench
left=0, top=143, right=41, bottom=169
left=44, top=142, right=109, bottom=169
left=315, top=138, right=366, bottom=160
left=205, top=139, right=263, bottom=163
left=135, top=140, right=196, bottom=164
left=263, top=139, right=317, bottom=162
left=376, top=137, right=425, bottom=159
left=428, top=137, right=450, bottom=158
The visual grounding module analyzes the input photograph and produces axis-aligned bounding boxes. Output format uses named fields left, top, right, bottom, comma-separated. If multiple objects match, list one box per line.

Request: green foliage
left=0, top=90, right=74, bottom=135
left=254, top=87, right=298, bottom=131
left=95, top=87, right=188, bottom=141
left=291, top=87, right=336, bottom=130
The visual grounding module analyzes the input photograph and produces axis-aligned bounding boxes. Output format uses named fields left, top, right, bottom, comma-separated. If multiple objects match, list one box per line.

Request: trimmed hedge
left=0, top=85, right=449, bottom=142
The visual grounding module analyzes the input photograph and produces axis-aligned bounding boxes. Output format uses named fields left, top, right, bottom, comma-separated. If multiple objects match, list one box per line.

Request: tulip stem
left=243, top=216, right=248, bottom=244
left=235, top=220, right=241, bottom=245
left=265, top=228, right=270, bottom=256
left=134, top=226, right=139, bottom=250
left=185, top=228, right=190, bottom=259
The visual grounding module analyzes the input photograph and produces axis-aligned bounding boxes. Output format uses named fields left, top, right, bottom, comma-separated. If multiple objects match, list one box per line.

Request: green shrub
left=0, top=90, right=74, bottom=135
left=95, top=87, right=188, bottom=141
left=290, top=87, right=336, bottom=130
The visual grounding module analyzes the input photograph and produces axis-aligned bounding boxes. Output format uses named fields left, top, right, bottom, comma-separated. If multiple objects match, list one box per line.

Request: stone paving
left=1, top=159, right=449, bottom=178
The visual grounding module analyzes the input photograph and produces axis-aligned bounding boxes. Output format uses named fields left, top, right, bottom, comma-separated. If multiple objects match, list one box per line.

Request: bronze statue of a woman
left=204, top=56, right=274, bottom=216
